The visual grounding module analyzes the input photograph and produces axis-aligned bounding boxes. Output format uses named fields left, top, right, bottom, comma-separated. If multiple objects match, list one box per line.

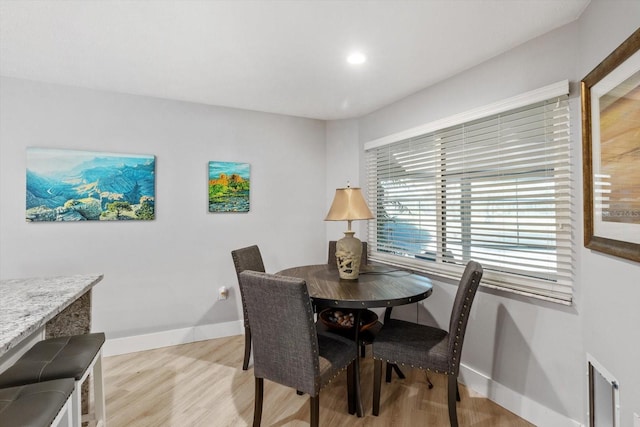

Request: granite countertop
left=0, top=274, right=104, bottom=356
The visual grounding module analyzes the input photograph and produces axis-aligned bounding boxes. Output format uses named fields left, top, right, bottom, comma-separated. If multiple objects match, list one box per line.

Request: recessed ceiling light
left=347, top=52, right=366, bottom=65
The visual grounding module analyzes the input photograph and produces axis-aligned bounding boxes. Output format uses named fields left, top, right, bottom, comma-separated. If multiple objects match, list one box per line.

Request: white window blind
left=365, top=87, right=573, bottom=304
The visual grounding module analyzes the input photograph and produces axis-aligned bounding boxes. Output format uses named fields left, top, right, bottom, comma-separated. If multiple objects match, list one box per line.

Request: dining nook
left=2, top=1, right=639, bottom=426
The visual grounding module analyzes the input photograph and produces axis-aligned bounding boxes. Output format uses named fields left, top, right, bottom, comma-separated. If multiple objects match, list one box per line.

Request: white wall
left=0, top=77, right=328, bottom=347
left=325, top=119, right=368, bottom=245
left=333, top=1, right=640, bottom=426
left=577, top=1, right=640, bottom=426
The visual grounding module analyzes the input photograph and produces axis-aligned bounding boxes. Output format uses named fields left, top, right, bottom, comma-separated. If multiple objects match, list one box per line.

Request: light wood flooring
left=103, top=335, right=533, bottom=426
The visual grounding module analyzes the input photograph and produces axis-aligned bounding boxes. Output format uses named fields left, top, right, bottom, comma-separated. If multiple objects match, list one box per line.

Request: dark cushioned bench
left=0, top=333, right=106, bottom=427
left=0, top=378, right=75, bottom=426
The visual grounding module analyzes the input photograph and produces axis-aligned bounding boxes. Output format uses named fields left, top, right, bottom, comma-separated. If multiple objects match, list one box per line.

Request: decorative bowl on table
left=319, top=308, right=378, bottom=332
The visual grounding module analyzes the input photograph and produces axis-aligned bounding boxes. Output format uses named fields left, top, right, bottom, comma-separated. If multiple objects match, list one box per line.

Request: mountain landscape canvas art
left=26, top=148, right=156, bottom=221
left=208, top=161, right=250, bottom=212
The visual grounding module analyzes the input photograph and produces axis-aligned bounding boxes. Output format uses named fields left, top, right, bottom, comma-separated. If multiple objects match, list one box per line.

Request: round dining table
left=277, top=263, right=433, bottom=417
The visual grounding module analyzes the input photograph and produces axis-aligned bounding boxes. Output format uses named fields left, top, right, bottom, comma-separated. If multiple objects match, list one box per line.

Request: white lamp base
left=335, top=231, right=363, bottom=280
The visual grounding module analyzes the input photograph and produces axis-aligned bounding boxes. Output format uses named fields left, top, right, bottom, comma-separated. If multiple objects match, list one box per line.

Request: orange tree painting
left=208, top=161, right=250, bottom=212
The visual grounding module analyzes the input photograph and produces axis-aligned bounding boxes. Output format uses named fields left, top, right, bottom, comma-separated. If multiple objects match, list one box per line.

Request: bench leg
left=94, top=350, right=106, bottom=426
left=72, top=383, right=82, bottom=427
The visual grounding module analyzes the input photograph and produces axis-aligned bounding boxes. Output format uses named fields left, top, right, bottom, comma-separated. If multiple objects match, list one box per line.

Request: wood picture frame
left=581, top=27, right=640, bottom=263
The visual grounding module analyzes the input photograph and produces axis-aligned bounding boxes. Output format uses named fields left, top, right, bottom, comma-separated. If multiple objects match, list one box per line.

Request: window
left=365, top=82, right=573, bottom=304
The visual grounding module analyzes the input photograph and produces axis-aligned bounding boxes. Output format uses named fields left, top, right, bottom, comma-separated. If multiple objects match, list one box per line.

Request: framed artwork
left=581, top=27, right=640, bottom=262
left=26, top=147, right=156, bottom=221
left=208, top=161, right=250, bottom=212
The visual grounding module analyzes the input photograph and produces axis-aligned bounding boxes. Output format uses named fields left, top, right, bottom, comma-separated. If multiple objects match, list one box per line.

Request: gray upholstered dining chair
left=231, top=245, right=266, bottom=371
left=328, top=240, right=368, bottom=267
left=238, top=270, right=358, bottom=427
left=372, top=260, right=483, bottom=427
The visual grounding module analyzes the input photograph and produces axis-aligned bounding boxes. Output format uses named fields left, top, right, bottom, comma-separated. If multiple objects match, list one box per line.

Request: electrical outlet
left=218, top=286, right=229, bottom=300
left=633, top=412, right=640, bottom=427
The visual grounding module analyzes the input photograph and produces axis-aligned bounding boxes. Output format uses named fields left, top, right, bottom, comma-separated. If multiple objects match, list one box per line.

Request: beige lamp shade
left=325, top=187, right=374, bottom=224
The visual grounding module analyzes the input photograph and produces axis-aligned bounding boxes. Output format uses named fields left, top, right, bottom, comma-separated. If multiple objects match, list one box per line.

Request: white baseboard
left=459, top=363, right=584, bottom=427
left=102, top=320, right=243, bottom=357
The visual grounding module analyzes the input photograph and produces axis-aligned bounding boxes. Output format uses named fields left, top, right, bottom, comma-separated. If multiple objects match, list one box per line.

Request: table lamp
left=325, top=185, right=374, bottom=279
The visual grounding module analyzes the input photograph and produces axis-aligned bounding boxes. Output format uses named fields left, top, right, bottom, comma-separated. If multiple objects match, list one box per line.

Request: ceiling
left=0, top=0, right=590, bottom=120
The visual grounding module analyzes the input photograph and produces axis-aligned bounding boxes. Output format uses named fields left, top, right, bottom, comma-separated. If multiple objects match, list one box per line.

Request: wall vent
left=587, top=354, right=620, bottom=427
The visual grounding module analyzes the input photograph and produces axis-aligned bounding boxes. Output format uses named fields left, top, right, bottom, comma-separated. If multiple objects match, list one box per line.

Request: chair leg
left=253, top=377, right=263, bottom=427
left=360, top=342, right=366, bottom=358
left=447, top=375, right=459, bottom=427
left=373, top=359, right=383, bottom=416
left=385, top=363, right=405, bottom=382
left=392, top=364, right=406, bottom=379
left=347, top=362, right=355, bottom=415
left=456, top=381, right=461, bottom=402
left=310, top=396, right=319, bottom=427
left=385, top=363, right=392, bottom=383
left=243, top=326, right=252, bottom=370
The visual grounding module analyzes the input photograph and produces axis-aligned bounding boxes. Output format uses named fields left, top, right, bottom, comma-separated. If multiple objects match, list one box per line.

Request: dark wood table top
left=277, top=264, right=433, bottom=309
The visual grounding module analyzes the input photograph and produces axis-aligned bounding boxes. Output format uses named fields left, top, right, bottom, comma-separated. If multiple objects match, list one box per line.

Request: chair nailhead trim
left=372, top=358, right=454, bottom=375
